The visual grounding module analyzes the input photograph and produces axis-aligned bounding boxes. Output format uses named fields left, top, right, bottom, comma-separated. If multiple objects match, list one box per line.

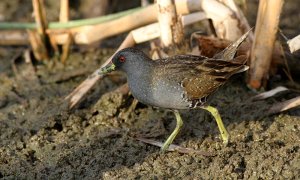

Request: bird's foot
left=201, top=105, right=230, bottom=145
left=160, top=110, right=183, bottom=153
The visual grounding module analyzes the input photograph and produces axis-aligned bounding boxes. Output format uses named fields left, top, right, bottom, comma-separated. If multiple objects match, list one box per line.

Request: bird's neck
left=125, top=59, right=153, bottom=97
left=126, top=58, right=153, bottom=78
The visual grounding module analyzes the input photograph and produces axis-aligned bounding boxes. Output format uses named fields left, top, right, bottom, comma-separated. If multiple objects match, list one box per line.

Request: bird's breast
left=127, top=75, right=190, bottom=109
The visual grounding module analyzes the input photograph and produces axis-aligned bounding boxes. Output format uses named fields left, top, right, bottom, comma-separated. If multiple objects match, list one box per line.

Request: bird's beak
left=98, top=62, right=116, bottom=75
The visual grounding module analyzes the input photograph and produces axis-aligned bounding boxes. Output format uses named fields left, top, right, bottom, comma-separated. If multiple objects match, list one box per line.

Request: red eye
left=119, top=56, right=126, bottom=62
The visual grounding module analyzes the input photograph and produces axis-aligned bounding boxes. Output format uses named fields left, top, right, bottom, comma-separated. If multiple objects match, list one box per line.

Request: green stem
left=0, top=7, right=143, bottom=30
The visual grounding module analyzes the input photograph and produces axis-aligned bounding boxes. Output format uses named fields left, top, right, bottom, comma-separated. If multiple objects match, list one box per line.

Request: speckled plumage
left=100, top=30, right=251, bottom=151
left=110, top=48, right=247, bottom=110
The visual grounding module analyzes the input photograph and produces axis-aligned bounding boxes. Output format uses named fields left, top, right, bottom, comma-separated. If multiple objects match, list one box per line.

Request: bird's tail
left=213, top=28, right=253, bottom=61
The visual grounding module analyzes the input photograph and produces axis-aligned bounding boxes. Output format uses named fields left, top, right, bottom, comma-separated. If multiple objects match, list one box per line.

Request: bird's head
left=98, top=48, right=151, bottom=75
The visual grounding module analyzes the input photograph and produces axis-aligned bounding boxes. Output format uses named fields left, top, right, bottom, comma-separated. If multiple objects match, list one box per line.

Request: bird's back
left=144, top=55, right=247, bottom=109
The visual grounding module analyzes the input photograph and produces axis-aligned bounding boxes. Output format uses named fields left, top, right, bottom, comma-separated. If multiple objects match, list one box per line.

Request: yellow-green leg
left=161, top=110, right=183, bottom=152
left=201, top=106, right=229, bottom=144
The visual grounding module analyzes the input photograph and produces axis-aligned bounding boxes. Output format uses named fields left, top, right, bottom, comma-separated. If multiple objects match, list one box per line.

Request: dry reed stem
left=218, top=0, right=253, bottom=42
left=181, top=12, right=207, bottom=26
left=71, top=0, right=243, bottom=43
left=268, top=96, right=300, bottom=115
left=31, top=0, right=49, bottom=60
left=248, top=0, right=284, bottom=89
left=157, top=0, right=184, bottom=47
left=199, top=0, right=242, bottom=41
left=1, top=0, right=243, bottom=45
left=136, top=137, right=215, bottom=156
left=131, top=12, right=207, bottom=44
left=60, top=0, right=69, bottom=23
left=59, top=0, right=71, bottom=63
left=157, top=0, right=175, bottom=46
left=32, top=0, right=48, bottom=36
left=70, top=5, right=158, bottom=44
left=0, top=30, right=28, bottom=45
left=61, top=0, right=242, bottom=44
left=61, top=32, right=72, bottom=64
left=48, top=34, right=59, bottom=54
left=251, top=86, right=288, bottom=101
left=65, top=33, right=136, bottom=108
left=288, top=34, right=300, bottom=53
left=27, top=30, right=48, bottom=61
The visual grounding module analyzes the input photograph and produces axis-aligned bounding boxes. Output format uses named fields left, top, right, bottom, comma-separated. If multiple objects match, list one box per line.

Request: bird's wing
left=182, top=58, right=247, bottom=100
left=164, top=54, right=207, bottom=62
left=154, top=56, right=247, bottom=101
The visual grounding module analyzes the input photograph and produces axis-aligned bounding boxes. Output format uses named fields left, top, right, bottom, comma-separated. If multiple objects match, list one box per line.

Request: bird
left=98, top=30, right=250, bottom=152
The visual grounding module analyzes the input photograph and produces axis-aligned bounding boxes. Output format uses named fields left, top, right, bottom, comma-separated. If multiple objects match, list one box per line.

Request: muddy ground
left=1, top=0, right=300, bottom=179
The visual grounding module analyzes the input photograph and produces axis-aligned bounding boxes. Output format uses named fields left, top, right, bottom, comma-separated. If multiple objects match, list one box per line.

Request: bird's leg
left=201, top=106, right=229, bottom=145
left=161, top=110, right=183, bottom=152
